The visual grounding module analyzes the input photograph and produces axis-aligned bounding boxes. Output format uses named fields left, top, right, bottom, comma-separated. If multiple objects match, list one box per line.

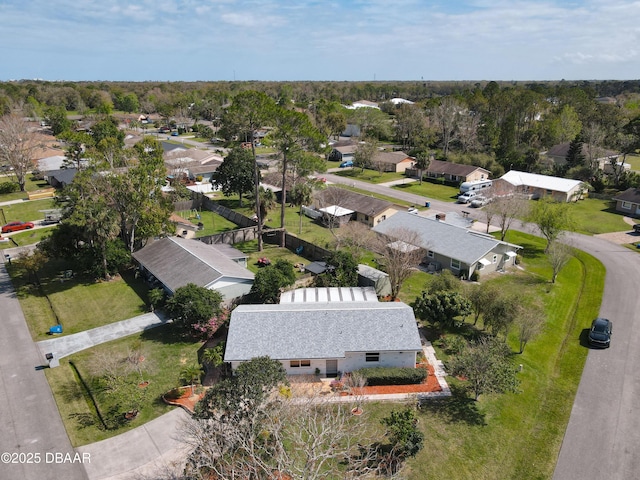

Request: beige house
left=371, top=151, right=414, bottom=173
left=422, top=159, right=491, bottom=183
left=613, top=188, right=640, bottom=217
left=313, top=187, right=397, bottom=227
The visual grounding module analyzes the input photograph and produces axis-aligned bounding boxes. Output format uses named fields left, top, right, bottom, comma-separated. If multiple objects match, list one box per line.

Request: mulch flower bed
left=347, top=364, right=441, bottom=395
left=162, top=387, right=205, bottom=414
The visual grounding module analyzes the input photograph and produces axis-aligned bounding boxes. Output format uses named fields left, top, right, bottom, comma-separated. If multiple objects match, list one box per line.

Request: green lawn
left=0, top=226, right=54, bottom=249
left=0, top=197, right=57, bottom=223
left=570, top=197, right=630, bottom=234
left=390, top=231, right=604, bottom=479
left=172, top=209, right=239, bottom=237
left=10, top=263, right=150, bottom=341
left=234, top=241, right=310, bottom=275
left=45, top=324, right=202, bottom=446
left=625, top=154, right=640, bottom=171
left=392, top=179, right=461, bottom=202
left=0, top=176, right=52, bottom=202
left=332, top=168, right=407, bottom=184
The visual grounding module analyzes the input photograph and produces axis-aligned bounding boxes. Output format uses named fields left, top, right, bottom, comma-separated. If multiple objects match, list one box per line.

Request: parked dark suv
left=588, top=317, right=612, bottom=348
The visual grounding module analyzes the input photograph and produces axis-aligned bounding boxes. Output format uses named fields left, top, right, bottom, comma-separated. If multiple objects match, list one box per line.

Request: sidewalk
left=36, top=311, right=170, bottom=362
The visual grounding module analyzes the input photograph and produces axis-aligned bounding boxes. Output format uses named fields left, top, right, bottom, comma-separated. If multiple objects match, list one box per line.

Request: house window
left=622, top=201, right=631, bottom=210
left=290, top=360, right=311, bottom=368
left=451, top=258, right=460, bottom=270
left=546, top=189, right=553, bottom=195
left=427, top=250, right=434, bottom=259
left=492, top=254, right=498, bottom=264
left=364, top=215, right=369, bottom=221
left=365, top=352, right=380, bottom=362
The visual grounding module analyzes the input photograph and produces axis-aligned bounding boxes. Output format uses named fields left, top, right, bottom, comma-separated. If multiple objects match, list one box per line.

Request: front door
left=325, top=359, right=338, bottom=378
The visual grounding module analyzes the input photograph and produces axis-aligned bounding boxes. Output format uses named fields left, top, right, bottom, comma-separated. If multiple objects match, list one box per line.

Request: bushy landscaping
left=355, top=367, right=427, bottom=386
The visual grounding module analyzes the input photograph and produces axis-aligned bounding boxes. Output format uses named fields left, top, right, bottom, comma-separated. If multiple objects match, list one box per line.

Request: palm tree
left=180, top=364, right=204, bottom=396
left=290, top=182, right=313, bottom=234
left=248, top=186, right=276, bottom=225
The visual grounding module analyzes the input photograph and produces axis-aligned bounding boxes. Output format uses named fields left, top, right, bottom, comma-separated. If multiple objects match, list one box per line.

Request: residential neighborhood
left=0, top=75, right=639, bottom=480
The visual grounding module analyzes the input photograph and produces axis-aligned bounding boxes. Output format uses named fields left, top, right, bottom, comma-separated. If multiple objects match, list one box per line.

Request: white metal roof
left=501, top=170, right=582, bottom=193
left=319, top=205, right=354, bottom=216
left=280, top=287, right=378, bottom=303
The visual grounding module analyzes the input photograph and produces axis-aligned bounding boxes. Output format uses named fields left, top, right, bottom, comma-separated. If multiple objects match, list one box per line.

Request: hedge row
left=354, top=367, right=426, bottom=386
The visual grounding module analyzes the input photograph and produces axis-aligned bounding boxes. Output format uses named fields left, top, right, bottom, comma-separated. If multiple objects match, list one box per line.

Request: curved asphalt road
left=325, top=172, right=640, bottom=480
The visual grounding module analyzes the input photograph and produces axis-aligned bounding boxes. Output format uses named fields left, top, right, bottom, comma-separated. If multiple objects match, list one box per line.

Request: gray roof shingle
left=224, top=302, right=422, bottom=361
left=373, top=212, right=520, bottom=265
left=132, top=237, right=254, bottom=294
left=426, top=159, right=490, bottom=177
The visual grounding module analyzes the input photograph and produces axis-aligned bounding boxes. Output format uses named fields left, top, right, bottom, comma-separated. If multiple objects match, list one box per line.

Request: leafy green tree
left=15, top=249, right=47, bottom=285
left=270, top=106, right=324, bottom=246
left=412, top=149, right=431, bottom=185
left=203, top=342, right=225, bottom=368
left=412, top=290, right=472, bottom=327
left=59, top=130, right=94, bottom=170
left=212, top=147, right=256, bottom=207
left=90, top=116, right=125, bottom=146
left=482, top=292, right=521, bottom=336
left=381, top=407, right=424, bottom=469
left=353, top=139, right=378, bottom=172
left=44, top=106, right=71, bottom=135
left=148, top=288, right=165, bottom=312
left=449, top=336, right=519, bottom=401
left=221, top=91, right=276, bottom=251
left=566, top=135, right=585, bottom=170
left=528, top=197, right=575, bottom=252
left=166, top=283, right=223, bottom=334
left=316, top=250, right=358, bottom=287
left=251, top=260, right=297, bottom=303
left=195, top=356, right=287, bottom=419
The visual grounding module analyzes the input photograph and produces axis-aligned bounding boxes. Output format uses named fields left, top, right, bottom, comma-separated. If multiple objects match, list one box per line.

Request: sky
left=1, top=0, right=639, bottom=82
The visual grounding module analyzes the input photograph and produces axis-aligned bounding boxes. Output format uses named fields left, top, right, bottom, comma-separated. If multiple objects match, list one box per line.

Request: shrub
left=0, top=181, right=19, bottom=194
left=353, top=367, right=426, bottom=386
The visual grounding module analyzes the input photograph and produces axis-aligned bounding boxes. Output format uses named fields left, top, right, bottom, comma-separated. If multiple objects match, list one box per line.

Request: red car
left=2, top=221, right=35, bottom=233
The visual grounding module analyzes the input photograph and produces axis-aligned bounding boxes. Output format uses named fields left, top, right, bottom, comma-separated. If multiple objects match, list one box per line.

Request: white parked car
left=470, top=196, right=489, bottom=207
left=457, top=192, right=478, bottom=204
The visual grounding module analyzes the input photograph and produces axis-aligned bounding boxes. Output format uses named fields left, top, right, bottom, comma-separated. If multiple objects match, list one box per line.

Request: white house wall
left=231, top=351, right=418, bottom=376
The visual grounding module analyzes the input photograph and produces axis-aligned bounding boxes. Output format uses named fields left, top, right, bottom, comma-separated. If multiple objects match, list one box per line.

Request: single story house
left=422, top=159, right=491, bottom=184
left=371, top=151, right=414, bottom=173
left=544, top=143, right=626, bottom=173
left=313, top=187, right=397, bottom=227
left=45, top=168, right=78, bottom=189
left=131, top=236, right=254, bottom=300
left=613, top=188, right=640, bottom=217
left=328, top=144, right=357, bottom=163
left=497, top=170, right=585, bottom=202
left=372, top=212, right=521, bottom=278
left=224, top=301, right=422, bottom=376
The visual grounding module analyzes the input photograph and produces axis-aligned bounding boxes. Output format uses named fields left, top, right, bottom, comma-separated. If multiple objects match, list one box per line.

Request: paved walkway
left=36, top=312, right=169, bottom=362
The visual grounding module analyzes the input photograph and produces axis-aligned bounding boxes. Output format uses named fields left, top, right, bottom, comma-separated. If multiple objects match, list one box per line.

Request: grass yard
left=0, top=175, right=51, bottom=201
left=233, top=241, right=311, bottom=276
left=332, top=168, right=407, bottom=184
left=45, top=324, right=202, bottom=446
left=570, top=197, right=629, bottom=234
left=0, top=197, right=57, bottom=223
left=0, top=225, right=54, bottom=249
left=392, top=179, right=461, bottom=202
left=173, top=209, right=239, bottom=237
left=625, top=154, right=640, bottom=171
left=10, top=262, right=150, bottom=341
left=384, top=231, right=604, bottom=480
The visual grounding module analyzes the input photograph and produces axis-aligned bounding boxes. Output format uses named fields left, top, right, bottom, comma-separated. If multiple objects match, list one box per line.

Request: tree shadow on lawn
left=139, top=322, right=198, bottom=346
left=517, top=240, right=546, bottom=263
left=420, top=384, right=486, bottom=426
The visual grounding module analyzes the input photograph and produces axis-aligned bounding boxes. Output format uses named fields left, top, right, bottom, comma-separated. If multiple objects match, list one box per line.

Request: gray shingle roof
left=314, top=187, right=394, bottom=217
left=614, top=187, right=640, bottom=204
left=426, top=159, right=490, bottom=177
left=373, top=212, right=519, bottom=265
left=132, top=237, right=254, bottom=294
left=224, top=302, right=422, bottom=362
